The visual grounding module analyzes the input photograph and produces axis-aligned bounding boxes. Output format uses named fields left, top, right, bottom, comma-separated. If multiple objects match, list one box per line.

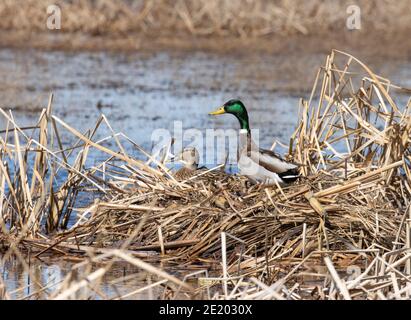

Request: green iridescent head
left=209, top=99, right=250, bottom=131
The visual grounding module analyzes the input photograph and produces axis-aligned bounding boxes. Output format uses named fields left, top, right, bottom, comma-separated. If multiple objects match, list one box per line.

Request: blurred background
left=0, top=0, right=410, bottom=162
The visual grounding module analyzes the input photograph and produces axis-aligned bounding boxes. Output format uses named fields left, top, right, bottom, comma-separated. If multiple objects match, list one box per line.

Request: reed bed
left=1, top=50, right=411, bottom=300
left=1, top=0, right=410, bottom=37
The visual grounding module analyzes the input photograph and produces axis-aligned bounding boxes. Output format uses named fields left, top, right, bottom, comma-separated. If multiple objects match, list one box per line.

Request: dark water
left=0, top=48, right=410, bottom=299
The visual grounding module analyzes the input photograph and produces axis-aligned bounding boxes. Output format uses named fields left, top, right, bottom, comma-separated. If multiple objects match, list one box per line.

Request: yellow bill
left=209, top=106, right=226, bottom=115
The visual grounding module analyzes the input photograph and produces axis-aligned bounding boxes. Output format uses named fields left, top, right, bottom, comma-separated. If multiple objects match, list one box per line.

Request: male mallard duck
left=209, top=99, right=299, bottom=185
left=173, top=147, right=200, bottom=181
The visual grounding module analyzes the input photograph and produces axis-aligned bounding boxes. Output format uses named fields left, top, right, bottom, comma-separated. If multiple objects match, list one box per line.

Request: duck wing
left=248, top=148, right=299, bottom=183
left=238, top=131, right=299, bottom=183
left=248, top=148, right=297, bottom=172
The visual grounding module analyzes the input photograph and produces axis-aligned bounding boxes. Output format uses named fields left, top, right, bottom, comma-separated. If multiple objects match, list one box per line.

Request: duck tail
left=278, top=168, right=300, bottom=183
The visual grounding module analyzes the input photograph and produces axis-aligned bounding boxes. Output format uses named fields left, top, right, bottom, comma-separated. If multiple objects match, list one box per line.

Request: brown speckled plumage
left=175, top=167, right=196, bottom=181
left=173, top=147, right=200, bottom=181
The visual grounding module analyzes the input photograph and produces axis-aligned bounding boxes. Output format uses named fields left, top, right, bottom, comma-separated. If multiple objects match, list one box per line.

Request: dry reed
left=1, top=0, right=410, bottom=37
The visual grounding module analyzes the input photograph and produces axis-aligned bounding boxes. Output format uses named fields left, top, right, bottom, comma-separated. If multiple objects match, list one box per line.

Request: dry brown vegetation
left=1, top=0, right=410, bottom=37
left=1, top=50, right=411, bottom=299
left=2, top=0, right=411, bottom=55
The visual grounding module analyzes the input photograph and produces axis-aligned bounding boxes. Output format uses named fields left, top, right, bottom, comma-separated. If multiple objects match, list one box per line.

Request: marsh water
left=0, top=48, right=410, bottom=299
left=2, top=49, right=410, bottom=163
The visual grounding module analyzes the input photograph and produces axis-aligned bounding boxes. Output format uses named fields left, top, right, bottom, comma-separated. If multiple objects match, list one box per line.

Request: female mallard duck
left=209, top=99, right=299, bottom=185
left=173, top=147, right=200, bottom=181
left=173, top=147, right=225, bottom=182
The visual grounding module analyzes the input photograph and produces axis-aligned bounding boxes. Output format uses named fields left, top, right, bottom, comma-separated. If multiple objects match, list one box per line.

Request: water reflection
left=0, top=256, right=178, bottom=300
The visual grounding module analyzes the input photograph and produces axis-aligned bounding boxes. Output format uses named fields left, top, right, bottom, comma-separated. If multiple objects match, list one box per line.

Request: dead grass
left=2, top=0, right=411, bottom=55
left=1, top=50, right=411, bottom=299
left=1, top=0, right=410, bottom=37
